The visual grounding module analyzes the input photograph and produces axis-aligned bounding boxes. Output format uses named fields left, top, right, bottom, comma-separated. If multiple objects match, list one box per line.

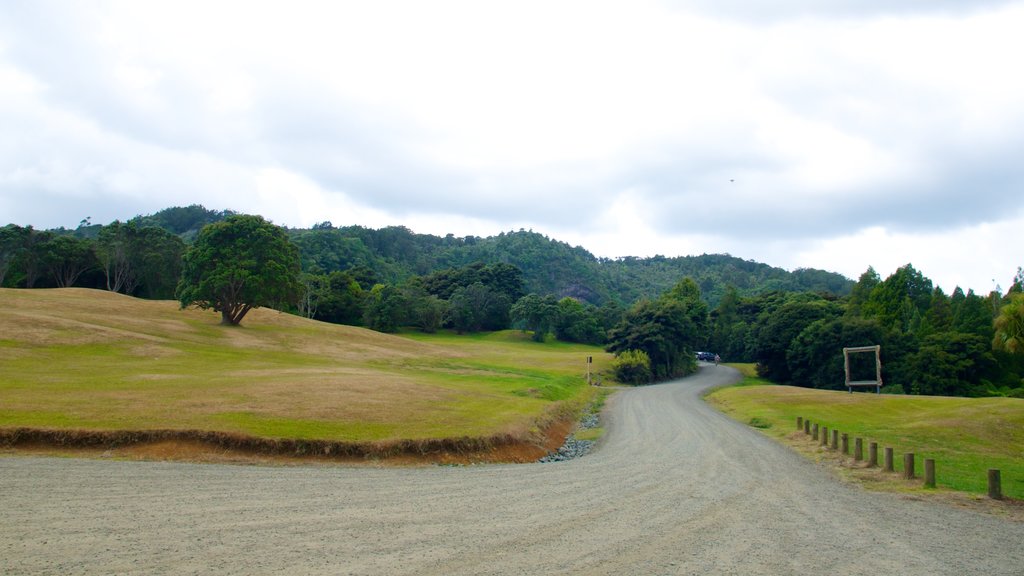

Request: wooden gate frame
left=843, top=345, right=882, bottom=394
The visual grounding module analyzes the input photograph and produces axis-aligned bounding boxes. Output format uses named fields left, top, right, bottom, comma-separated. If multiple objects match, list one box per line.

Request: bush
left=880, top=383, right=906, bottom=395
left=612, top=349, right=653, bottom=385
left=1007, top=388, right=1024, bottom=399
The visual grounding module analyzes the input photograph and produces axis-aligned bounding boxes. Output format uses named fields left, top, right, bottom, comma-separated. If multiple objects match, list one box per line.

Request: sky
left=1, top=0, right=1022, bottom=295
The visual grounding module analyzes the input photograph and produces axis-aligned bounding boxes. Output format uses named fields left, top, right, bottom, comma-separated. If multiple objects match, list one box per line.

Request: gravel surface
left=3, top=365, right=1023, bottom=575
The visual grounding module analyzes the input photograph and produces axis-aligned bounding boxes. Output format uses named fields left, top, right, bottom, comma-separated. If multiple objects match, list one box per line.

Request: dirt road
left=3, top=366, right=1022, bottom=575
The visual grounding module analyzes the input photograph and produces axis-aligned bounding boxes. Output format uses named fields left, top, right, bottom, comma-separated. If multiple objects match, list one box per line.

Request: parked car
left=696, top=351, right=716, bottom=362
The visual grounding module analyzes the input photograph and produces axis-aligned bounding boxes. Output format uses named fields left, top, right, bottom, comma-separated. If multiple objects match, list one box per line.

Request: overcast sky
left=2, top=1, right=1022, bottom=294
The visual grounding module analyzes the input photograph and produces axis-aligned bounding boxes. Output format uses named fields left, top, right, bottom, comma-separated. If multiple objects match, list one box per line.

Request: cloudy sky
left=2, top=1, right=1022, bottom=294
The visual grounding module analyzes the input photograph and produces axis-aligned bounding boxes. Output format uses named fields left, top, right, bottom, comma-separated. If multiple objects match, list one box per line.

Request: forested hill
left=157, top=206, right=853, bottom=305
left=8, top=205, right=853, bottom=306
left=288, top=222, right=853, bottom=307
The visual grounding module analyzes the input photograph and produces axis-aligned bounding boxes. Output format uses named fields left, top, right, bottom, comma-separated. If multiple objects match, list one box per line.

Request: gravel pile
left=538, top=411, right=600, bottom=463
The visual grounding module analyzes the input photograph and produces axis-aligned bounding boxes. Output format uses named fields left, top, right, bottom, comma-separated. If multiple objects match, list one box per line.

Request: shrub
left=612, top=349, right=652, bottom=385
left=880, top=383, right=906, bottom=395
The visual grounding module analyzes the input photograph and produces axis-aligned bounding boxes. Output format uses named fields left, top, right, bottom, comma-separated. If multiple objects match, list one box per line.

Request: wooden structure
left=843, top=345, right=882, bottom=394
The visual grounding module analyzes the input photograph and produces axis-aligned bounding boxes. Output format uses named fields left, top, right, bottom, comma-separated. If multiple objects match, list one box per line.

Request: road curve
left=2, top=365, right=1022, bottom=575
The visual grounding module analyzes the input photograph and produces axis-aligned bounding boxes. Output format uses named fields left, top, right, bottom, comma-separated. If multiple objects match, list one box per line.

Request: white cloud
left=1, top=0, right=1023, bottom=294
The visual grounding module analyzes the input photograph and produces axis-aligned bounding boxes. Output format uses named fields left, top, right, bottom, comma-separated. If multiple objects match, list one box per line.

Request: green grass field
left=708, top=366, right=1024, bottom=499
left=0, top=288, right=610, bottom=445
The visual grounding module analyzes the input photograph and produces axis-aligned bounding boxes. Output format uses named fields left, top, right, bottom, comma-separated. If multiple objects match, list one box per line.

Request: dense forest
left=3, top=205, right=1022, bottom=398
left=0, top=204, right=852, bottom=306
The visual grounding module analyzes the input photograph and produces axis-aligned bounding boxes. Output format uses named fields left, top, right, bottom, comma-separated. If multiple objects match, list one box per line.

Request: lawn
left=0, top=288, right=609, bottom=446
left=707, top=366, right=1024, bottom=499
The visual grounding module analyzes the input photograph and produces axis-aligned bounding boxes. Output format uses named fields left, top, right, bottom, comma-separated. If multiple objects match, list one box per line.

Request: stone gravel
left=2, top=366, right=1023, bottom=575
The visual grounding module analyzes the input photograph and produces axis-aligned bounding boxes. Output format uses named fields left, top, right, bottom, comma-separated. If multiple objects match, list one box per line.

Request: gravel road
left=3, top=365, right=1022, bottom=575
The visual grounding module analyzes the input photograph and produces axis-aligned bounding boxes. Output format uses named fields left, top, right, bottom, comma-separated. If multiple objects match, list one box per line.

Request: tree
left=910, top=332, right=996, bottom=396
left=400, top=279, right=447, bottom=333
left=786, top=317, right=889, bottom=390
left=993, top=293, right=1024, bottom=355
left=511, top=293, right=560, bottom=341
left=754, top=297, right=841, bottom=383
left=554, top=297, right=604, bottom=344
left=862, top=264, right=933, bottom=333
left=446, top=282, right=510, bottom=333
left=43, top=235, right=96, bottom=288
left=363, top=284, right=408, bottom=332
left=96, top=222, right=138, bottom=293
left=919, top=287, right=953, bottom=337
left=951, top=289, right=995, bottom=341
left=846, top=267, right=880, bottom=318
left=0, top=225, right=30, bottom=286
left=133, top=226, right=186, bottom=299
left=314, top=271, right=366, bottom=325
left=18, top=228, right=53, bottom=288
left=606, top=299, right=699, bottom=381
left=176, top=215, right=301, bottom=325
left=1008, top=267, right=1024, bottom=295
left=298, top=273, right=329, bottom=319
left=95, top=222, right=185, bottom=297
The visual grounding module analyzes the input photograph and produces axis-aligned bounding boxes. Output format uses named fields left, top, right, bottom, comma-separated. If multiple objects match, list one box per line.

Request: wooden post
left=924, top=459, right=936, bottom=488
left=821, top=426, right=828, bottom=446
left=868, top=442, right=878, bottom=467
left=812, top=423, right=819, bottom=441
left=988, top=469, right=1003, bottom=500
left=854, top=438, right=863, bottom=461
left=884, top=447, right=894, bottom=472
left=841, top=433, right=849, bottom=455
left=797, top=416, right=803, bottom=430
left=804, top=420, right=811, bottom=435
left=831, top=429, right=838, bottom=450
left=903, top=453, right=915, bottom=479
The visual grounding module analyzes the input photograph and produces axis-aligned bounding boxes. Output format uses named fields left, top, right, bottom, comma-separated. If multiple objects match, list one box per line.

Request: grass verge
left=707, top=365, right=1024, bottom=501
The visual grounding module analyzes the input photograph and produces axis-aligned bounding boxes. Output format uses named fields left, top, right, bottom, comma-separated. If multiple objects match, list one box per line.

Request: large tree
left=176, top=215, right=301, bottom=325
left=606, top=298, right=700, bottom=381
left=43, top=235, right=96, bottom=288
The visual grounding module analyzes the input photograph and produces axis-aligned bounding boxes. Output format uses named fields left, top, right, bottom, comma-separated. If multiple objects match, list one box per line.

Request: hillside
left=6, top=205, right=853, bottom=306
left=0, top=288, right=604, bottom=460
left=289, top=225, right=854, bottom=307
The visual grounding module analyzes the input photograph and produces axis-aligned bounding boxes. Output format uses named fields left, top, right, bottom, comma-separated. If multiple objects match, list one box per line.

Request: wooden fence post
left=884, top=447, right=894, bottom=472
left=924, top=459, right=936, bottom=488
left=821, top=426, right=829, bottom=446
left=797, top=416, right=803, bottom=430
left=812, top=423, right=819, bottom=441
left=854, top=438, right=863, bottom=461
left=988, top=469, right=1003, bottom=500
left=841, top=433, right=849, bottom=455
left=804, top=420, right=811, bottom=435
left=868, top=442, right=878, bottom=467
left=831, top=429, right=838, bottom=450
left=903, top=453, right=915, bottom=479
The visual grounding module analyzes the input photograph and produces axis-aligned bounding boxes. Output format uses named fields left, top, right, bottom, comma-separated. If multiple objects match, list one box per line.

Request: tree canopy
left=176, top=215, right=301, bottom=325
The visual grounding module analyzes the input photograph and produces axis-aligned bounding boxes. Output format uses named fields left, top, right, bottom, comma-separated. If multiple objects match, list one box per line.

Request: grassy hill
left=0, top=288, right=608, bottom=460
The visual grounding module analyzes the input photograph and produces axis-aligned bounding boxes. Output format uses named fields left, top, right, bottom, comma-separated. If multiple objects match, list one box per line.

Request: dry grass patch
left=0, top=288, right=606, bottom=460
